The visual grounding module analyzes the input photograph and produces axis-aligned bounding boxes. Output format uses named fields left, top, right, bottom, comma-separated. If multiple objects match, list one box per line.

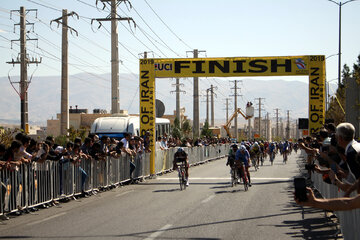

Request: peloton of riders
left=226, top=140, right=295, bottom=186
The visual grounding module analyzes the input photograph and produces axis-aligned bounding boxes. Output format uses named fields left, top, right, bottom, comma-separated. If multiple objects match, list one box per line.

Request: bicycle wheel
left=182, top=171, right=187, bottom=190
left=178, top=170, right=183, bottom=191
left=244, top=181, right=248, bottom=191
left=231, top=168, right=235, bottom=187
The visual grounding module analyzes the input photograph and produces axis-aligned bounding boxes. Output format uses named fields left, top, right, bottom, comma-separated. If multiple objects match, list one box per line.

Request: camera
left=322, top=146, right=329, bottom=152
left=305, top=163, right=316, bottom=171
left=294, top=177, right=308, bottom=202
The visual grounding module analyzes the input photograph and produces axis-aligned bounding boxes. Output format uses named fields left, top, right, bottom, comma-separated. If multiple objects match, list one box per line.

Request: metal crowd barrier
left=311, top=171, right=360, bottom=240
left=300, top=150, right=360, bottom=240
left=1, top=144, right=229, bottom=217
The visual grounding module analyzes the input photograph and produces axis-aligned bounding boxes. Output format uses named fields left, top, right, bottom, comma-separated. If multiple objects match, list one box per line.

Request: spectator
left=329, top=123, right=360, bottom=195
left=15, top=135, right=32, bottom=163
left=143, top=131, right=151, bottom=152
left=155, top=136, right=164, bottom=150
left=100, top=136, right=110, bottom=156
left=3, top=141, right=23, bottom=214
left=134, top=136, right=144, bottom=154
left=295, top=187, right=360, bottom=211
left=89, top=142, right=105, bottom=161
left=296, top=122, right=360, bottom=211
left=71, top=143, right=88, bottom=197
left=128, top=137, right=138, bottom=180
left=0, top=144, right=8, bottom=220
left=80, top=137, right=93, bottom=156
left=161, top=136, right=168, bottom=149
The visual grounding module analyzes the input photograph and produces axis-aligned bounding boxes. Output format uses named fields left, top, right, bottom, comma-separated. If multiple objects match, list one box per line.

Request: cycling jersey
left=269, top=144, right=275, bottom=152
left=235, top=147, right=250, bottom=167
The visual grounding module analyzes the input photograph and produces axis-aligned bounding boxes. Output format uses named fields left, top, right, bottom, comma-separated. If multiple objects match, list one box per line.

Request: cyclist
left=282, top=141, right=289, bottom=163
left=226, top=144, right=238, bottom=184
left=268, top=142, right=276, bottom=165
left=250, top=142, right=261, bottom=169
left=173, top=148, right=189, bottom=186
left=226, top=144, right=238, bottom=168
left=235, top=145, right=252, bottom=186
left=259, top=141, right=265, bottom=166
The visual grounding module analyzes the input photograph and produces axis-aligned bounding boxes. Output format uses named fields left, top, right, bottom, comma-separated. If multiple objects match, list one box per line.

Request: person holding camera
left=295, top=122, right=360, bottom=211
left=295, top=186, right=360, bottom=211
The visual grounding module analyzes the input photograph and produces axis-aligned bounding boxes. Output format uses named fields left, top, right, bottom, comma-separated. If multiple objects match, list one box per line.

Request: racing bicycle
left=176, top=162, right=187, bottom=190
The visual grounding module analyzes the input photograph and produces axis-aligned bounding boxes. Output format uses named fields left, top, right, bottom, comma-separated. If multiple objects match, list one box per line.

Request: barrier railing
left=301, top=150, right=360, bottom=240
left=1, top=144, right=229, bottom=216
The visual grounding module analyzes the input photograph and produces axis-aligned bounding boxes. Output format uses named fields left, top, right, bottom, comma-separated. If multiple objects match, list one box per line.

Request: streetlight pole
left=327, top=0, right=359, bottom=87
left=325, top=54, right=339, bottom=111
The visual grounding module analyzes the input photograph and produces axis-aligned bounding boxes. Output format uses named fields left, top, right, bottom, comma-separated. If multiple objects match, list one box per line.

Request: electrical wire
left=143, top=0, right=192, bottom=50
left=25, top=0, right=62, bottom=12
left=129, top=6, right=182, bottom=57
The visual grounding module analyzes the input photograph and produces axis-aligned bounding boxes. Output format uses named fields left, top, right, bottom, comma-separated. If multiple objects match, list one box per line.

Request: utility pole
left=186, top=49, right=206, bottom=138
left=7, top=7, right=41, bottom=133
left=171, top=78, right=185, bottom=127
left=274, top=108, right=280, bottom=139
left=51, top=10, right=78, bottom=136
left=223, top=98, right=231, bottom=123
left=286, top=110, right=291, bottom=140
left=265, top=112, right=270, bottom=140
left=210, top=84, right=217, bottom=127
left=255, top=98, right=265, bottom=138
left=205, top=88, right=211, bottom=124
left=92, top=0, right=135, bottom=114
left=230, top=80, right=242, bottom=140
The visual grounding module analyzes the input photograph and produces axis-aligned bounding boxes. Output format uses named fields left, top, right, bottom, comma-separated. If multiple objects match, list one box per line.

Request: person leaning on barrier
left=296, top=122, right=360, bottom=211
left=295, top=186, right=360, bottom=211
left=142, top=131, right=151, bottom=153
left=0, top=144, right=9, bottom=220
left=89, top=142, right=106, bottom=161
left=80, top=137, right=93, bottom=156
left=327, top=123, right=360, bottom=196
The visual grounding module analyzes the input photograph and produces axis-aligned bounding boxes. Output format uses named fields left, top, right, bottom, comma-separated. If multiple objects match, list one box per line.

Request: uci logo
left=155, top=63, right=172, bottom=71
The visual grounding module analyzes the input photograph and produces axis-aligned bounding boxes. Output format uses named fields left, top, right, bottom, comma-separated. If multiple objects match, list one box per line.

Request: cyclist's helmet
left=177, top=147, right=184, bottom=153
left=231, top=144, right=238, bottom=149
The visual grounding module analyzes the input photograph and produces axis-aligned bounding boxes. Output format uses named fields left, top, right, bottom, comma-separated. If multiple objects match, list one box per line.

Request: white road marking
left=157, top=177, right=292, bottom=181
left=144, top=224, right=172, bottom=240
left=27, top=212, right=67, bottom=226
left=116, top=190, right=134, bottom=197
left=201, top=195, right=215, bottom=203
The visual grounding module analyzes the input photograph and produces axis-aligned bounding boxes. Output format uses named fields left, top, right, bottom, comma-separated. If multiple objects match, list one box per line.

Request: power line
left=129, top=6, right=181, bottom=57
left=25, top=0, right=61, bottom=12
left=103, top=4, right=168, bottom=57
left=143, top=0, right=192, bottom=50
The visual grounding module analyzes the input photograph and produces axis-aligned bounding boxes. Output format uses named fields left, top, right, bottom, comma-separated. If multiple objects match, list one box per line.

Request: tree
left=353, top=54, right=360, bottom=85
left=325, top=61, right=352, bottom=124
left=171, top=117, right=182, bottom=139
left=201, top=121, right=212, bottom=138
left=343, top=64, right=351, bottom=79
left=55, top=126, right=88, bottom=146
left=181, top=119, right=192, bottom=138
left=0, top=127, right=19, bottom=147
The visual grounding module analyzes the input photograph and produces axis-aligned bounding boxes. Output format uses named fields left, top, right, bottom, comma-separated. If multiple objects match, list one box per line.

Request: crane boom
left=223, top=108, right=252, bottom=138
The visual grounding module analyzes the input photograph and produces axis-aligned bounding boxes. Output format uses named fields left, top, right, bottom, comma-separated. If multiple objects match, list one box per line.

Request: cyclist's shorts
left=175, top=158, right=189, bottom=168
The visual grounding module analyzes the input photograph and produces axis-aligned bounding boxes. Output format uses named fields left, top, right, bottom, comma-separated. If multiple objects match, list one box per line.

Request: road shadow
left=0, top=211, right=302, bottom=239
left=251, top=180, right=292, bottom=186
left=153, top=188, right=182, bottom=193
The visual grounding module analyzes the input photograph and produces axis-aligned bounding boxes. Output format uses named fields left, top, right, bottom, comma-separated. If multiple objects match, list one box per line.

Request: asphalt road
left=0, top=152, right=339, bottom=240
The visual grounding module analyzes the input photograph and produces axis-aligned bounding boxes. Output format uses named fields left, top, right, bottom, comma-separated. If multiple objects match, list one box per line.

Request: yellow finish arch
left=140, top=55, right=325, bottom=174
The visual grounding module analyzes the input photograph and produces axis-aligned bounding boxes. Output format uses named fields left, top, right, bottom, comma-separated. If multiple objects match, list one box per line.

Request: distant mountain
left=0, top=72, right=321, bottom=126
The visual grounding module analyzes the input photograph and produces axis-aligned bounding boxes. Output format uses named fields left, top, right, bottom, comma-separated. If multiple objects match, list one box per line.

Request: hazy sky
left=0, top=0, right=359, bottom=122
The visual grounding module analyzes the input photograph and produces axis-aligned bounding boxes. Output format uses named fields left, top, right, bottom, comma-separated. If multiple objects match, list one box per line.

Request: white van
left=90, top=114, right=170, bottom=140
